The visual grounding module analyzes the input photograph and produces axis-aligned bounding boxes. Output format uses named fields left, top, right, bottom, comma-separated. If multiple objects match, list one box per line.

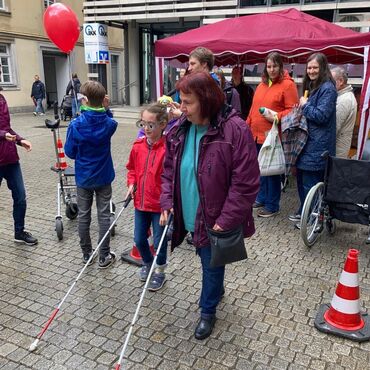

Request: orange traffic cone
left=55, top=138, right=68, bottom=170
left=121, top=229, right=155, bottom=267
left=315, top=249, right=370, bottom=342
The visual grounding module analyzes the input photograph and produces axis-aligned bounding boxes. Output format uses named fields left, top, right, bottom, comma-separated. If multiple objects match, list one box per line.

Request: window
left=0, top=44, right=12, bottom=84
left=44, top=0, right=55, bottom=8
left=0, top=1, right=4, bottom=10
left=272, top=0, right=300, bottom=5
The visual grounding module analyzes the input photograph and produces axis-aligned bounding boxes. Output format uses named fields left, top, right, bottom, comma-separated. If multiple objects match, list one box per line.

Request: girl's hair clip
left=158, top=95, right=173, bottom=106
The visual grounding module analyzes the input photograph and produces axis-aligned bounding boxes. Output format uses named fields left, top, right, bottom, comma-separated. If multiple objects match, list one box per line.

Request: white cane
left=114, top=213, right=173, bottom=370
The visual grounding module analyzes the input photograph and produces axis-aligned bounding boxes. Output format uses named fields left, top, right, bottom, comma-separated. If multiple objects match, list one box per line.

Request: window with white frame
left=44, top=0, right=55, bottom=8
left=0, top=0, right=5, bottom=10
left=0, top=44, right=12, bottom=84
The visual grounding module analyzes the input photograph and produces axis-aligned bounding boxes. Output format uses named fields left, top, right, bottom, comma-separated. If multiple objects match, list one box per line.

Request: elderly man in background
left=331, top=66, right=357, bottom=158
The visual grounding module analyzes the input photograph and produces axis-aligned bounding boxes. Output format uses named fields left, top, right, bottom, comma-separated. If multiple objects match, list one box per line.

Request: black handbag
left=207, top=225, right=247, bottom=268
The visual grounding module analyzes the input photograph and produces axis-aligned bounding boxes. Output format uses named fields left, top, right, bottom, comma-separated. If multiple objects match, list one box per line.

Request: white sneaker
left=33, top=112, right=37, bottom=116
left=39, top=113, right=45, bottom=116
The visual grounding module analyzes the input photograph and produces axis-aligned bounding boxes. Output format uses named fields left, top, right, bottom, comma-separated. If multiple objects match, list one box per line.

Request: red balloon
left=43, top=3, right=80, bottom=54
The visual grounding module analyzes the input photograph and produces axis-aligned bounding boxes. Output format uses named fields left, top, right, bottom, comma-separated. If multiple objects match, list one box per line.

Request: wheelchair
left=300, top=153, right=370, bottom=247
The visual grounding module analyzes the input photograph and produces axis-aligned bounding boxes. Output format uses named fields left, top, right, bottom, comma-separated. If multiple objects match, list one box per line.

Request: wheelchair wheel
left=65, top=202, right=78, bottom=220
left=301, top=182, right=324, bottom=248
left=325, top=219, right=336, bottom=235
left=55, top=217, right=63, bottom=241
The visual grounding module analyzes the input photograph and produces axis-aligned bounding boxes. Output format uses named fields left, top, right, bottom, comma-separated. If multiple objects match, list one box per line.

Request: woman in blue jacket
left=291, top=53, right=337, bottom=224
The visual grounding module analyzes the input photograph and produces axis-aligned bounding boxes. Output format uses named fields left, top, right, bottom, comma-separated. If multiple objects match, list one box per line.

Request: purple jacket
left=0, top=94, right=24, bottom=167
left=161, top=107, right=260, bottom=250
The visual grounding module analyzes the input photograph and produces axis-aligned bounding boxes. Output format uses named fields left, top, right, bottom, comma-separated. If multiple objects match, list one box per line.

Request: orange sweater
left=246, top=71, right=298, bottom=144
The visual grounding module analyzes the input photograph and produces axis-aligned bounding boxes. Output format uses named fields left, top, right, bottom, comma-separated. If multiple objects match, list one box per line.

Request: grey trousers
left=77, top=184, right=112, bottom=258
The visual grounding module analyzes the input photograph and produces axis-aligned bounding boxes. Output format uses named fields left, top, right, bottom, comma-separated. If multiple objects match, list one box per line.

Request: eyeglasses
left=136, top=120, right=159, bottom=130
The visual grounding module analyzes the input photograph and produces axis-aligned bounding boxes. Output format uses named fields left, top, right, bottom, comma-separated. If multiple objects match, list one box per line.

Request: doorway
left=88, top=64, right=107, bottom=92
left=111, top=54, right=119, bottom=104
left=42, top=50, right=68, bottom=108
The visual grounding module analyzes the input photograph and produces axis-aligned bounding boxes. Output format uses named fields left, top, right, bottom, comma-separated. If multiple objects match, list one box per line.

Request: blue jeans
left=198, top=246, right=225, bottom=317
left=77, top=185, right=112, bottom=258
left=35, top=98, right=44, bottom=114
left=256, top=143, right=281, bottom=212
left=296, top=169, right=325, bottom=214
left=134, top=209, right=167, bottom=266
left=0, top=162, right=27, bottom=234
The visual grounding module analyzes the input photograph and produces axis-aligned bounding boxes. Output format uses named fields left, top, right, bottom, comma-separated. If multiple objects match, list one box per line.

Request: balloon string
left=67, top=53, right=78, bottom=109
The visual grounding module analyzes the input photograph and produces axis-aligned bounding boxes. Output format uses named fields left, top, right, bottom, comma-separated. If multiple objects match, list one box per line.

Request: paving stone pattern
left=1, top=112, right=370, bottom=369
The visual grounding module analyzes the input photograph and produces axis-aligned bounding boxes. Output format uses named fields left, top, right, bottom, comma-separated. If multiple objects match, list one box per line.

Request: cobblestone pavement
left=1, top=111, right=370, bottom=370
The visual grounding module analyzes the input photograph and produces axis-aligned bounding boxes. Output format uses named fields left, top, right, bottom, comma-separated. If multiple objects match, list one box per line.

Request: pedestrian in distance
left=231, top=65, right=254, bottom=120
left=214, top=67, right=242, bottom=115
left=160, top=71, right=260, bottom=340
left=247, top=52, right=299, bottom=218
left=331, top=66, right=357, bottom=159
left=291, top=52, right=337, bottom=227
left=0, top=66, right=38, bottom=246
left=64, top=81, right=118, bottom=268
left=126, top=102, right=169, bottom=291
left=173, top=68, right=187, bottom=104
left=31, top=74, right=46, bottom=116
left=66, top=73, right=82, bottom=118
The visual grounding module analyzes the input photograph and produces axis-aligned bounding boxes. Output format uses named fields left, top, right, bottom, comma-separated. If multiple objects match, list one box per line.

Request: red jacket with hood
left=246, top=70, right=298, bottom=144
left=126, top=136, right=166, bottom=213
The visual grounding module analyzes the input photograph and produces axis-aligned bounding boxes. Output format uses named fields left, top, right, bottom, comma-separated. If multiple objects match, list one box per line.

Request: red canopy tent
left=155, top=8, right=369, bottom=65
left=155, top=8, right=370, bottom=157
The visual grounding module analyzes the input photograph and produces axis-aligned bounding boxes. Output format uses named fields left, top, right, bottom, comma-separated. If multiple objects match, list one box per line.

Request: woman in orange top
left=246, top=52, right=298, bottom=217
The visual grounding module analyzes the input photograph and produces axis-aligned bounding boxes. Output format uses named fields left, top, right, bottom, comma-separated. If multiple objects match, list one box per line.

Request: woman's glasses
left=136, top=120, right=159, bottom=130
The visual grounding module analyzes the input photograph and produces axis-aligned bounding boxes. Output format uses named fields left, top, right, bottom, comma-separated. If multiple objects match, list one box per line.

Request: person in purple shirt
left=0, top=67, right=38, bottom=246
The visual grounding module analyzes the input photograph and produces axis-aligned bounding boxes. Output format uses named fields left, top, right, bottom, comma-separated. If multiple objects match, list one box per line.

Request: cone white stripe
left=339, top=271, right=359, bottom=287
left=331, top=294, right=360, bottom=314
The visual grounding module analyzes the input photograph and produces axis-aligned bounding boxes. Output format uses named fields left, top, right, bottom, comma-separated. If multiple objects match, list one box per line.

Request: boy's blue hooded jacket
left=64, top=109, right=117, bottom=188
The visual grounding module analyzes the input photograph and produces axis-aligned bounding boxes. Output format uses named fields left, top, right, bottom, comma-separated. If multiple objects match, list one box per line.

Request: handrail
left=119, top=80, right=138, bottom=91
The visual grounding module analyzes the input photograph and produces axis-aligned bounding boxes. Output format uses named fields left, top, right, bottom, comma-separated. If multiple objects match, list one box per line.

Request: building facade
left=0, top=0, right=124, bottom=112
left=83, top=0, right=370, bottom=106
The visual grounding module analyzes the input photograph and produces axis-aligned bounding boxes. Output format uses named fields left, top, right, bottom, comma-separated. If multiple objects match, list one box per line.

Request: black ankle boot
left=194, top=316, right=216, bottom=340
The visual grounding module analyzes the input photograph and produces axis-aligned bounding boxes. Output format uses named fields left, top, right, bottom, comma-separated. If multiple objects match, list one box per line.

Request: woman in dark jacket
left=66, top=73, right=81, bottom=118
left=160, top=72, right=260, bottom=340
left=231, top=66, right=254, bottom=120
left=291, top=53, right=337, bottom=225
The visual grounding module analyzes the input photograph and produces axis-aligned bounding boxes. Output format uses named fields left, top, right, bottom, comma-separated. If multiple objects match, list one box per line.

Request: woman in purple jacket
left=0, top=69, right=38, bottom=246
left=160, top=72, right=260, bottom=340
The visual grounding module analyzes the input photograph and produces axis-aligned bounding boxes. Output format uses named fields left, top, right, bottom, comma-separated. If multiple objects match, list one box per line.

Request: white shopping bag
left=258, top=120, right=285, bottom=176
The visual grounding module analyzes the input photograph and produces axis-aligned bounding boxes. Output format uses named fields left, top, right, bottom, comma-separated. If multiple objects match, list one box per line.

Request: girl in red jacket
left=126, top=103, right=169, bottom=291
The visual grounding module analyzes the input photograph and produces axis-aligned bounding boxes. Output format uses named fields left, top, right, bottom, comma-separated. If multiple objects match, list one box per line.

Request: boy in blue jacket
left=65, top=81, right=117, bottom=268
